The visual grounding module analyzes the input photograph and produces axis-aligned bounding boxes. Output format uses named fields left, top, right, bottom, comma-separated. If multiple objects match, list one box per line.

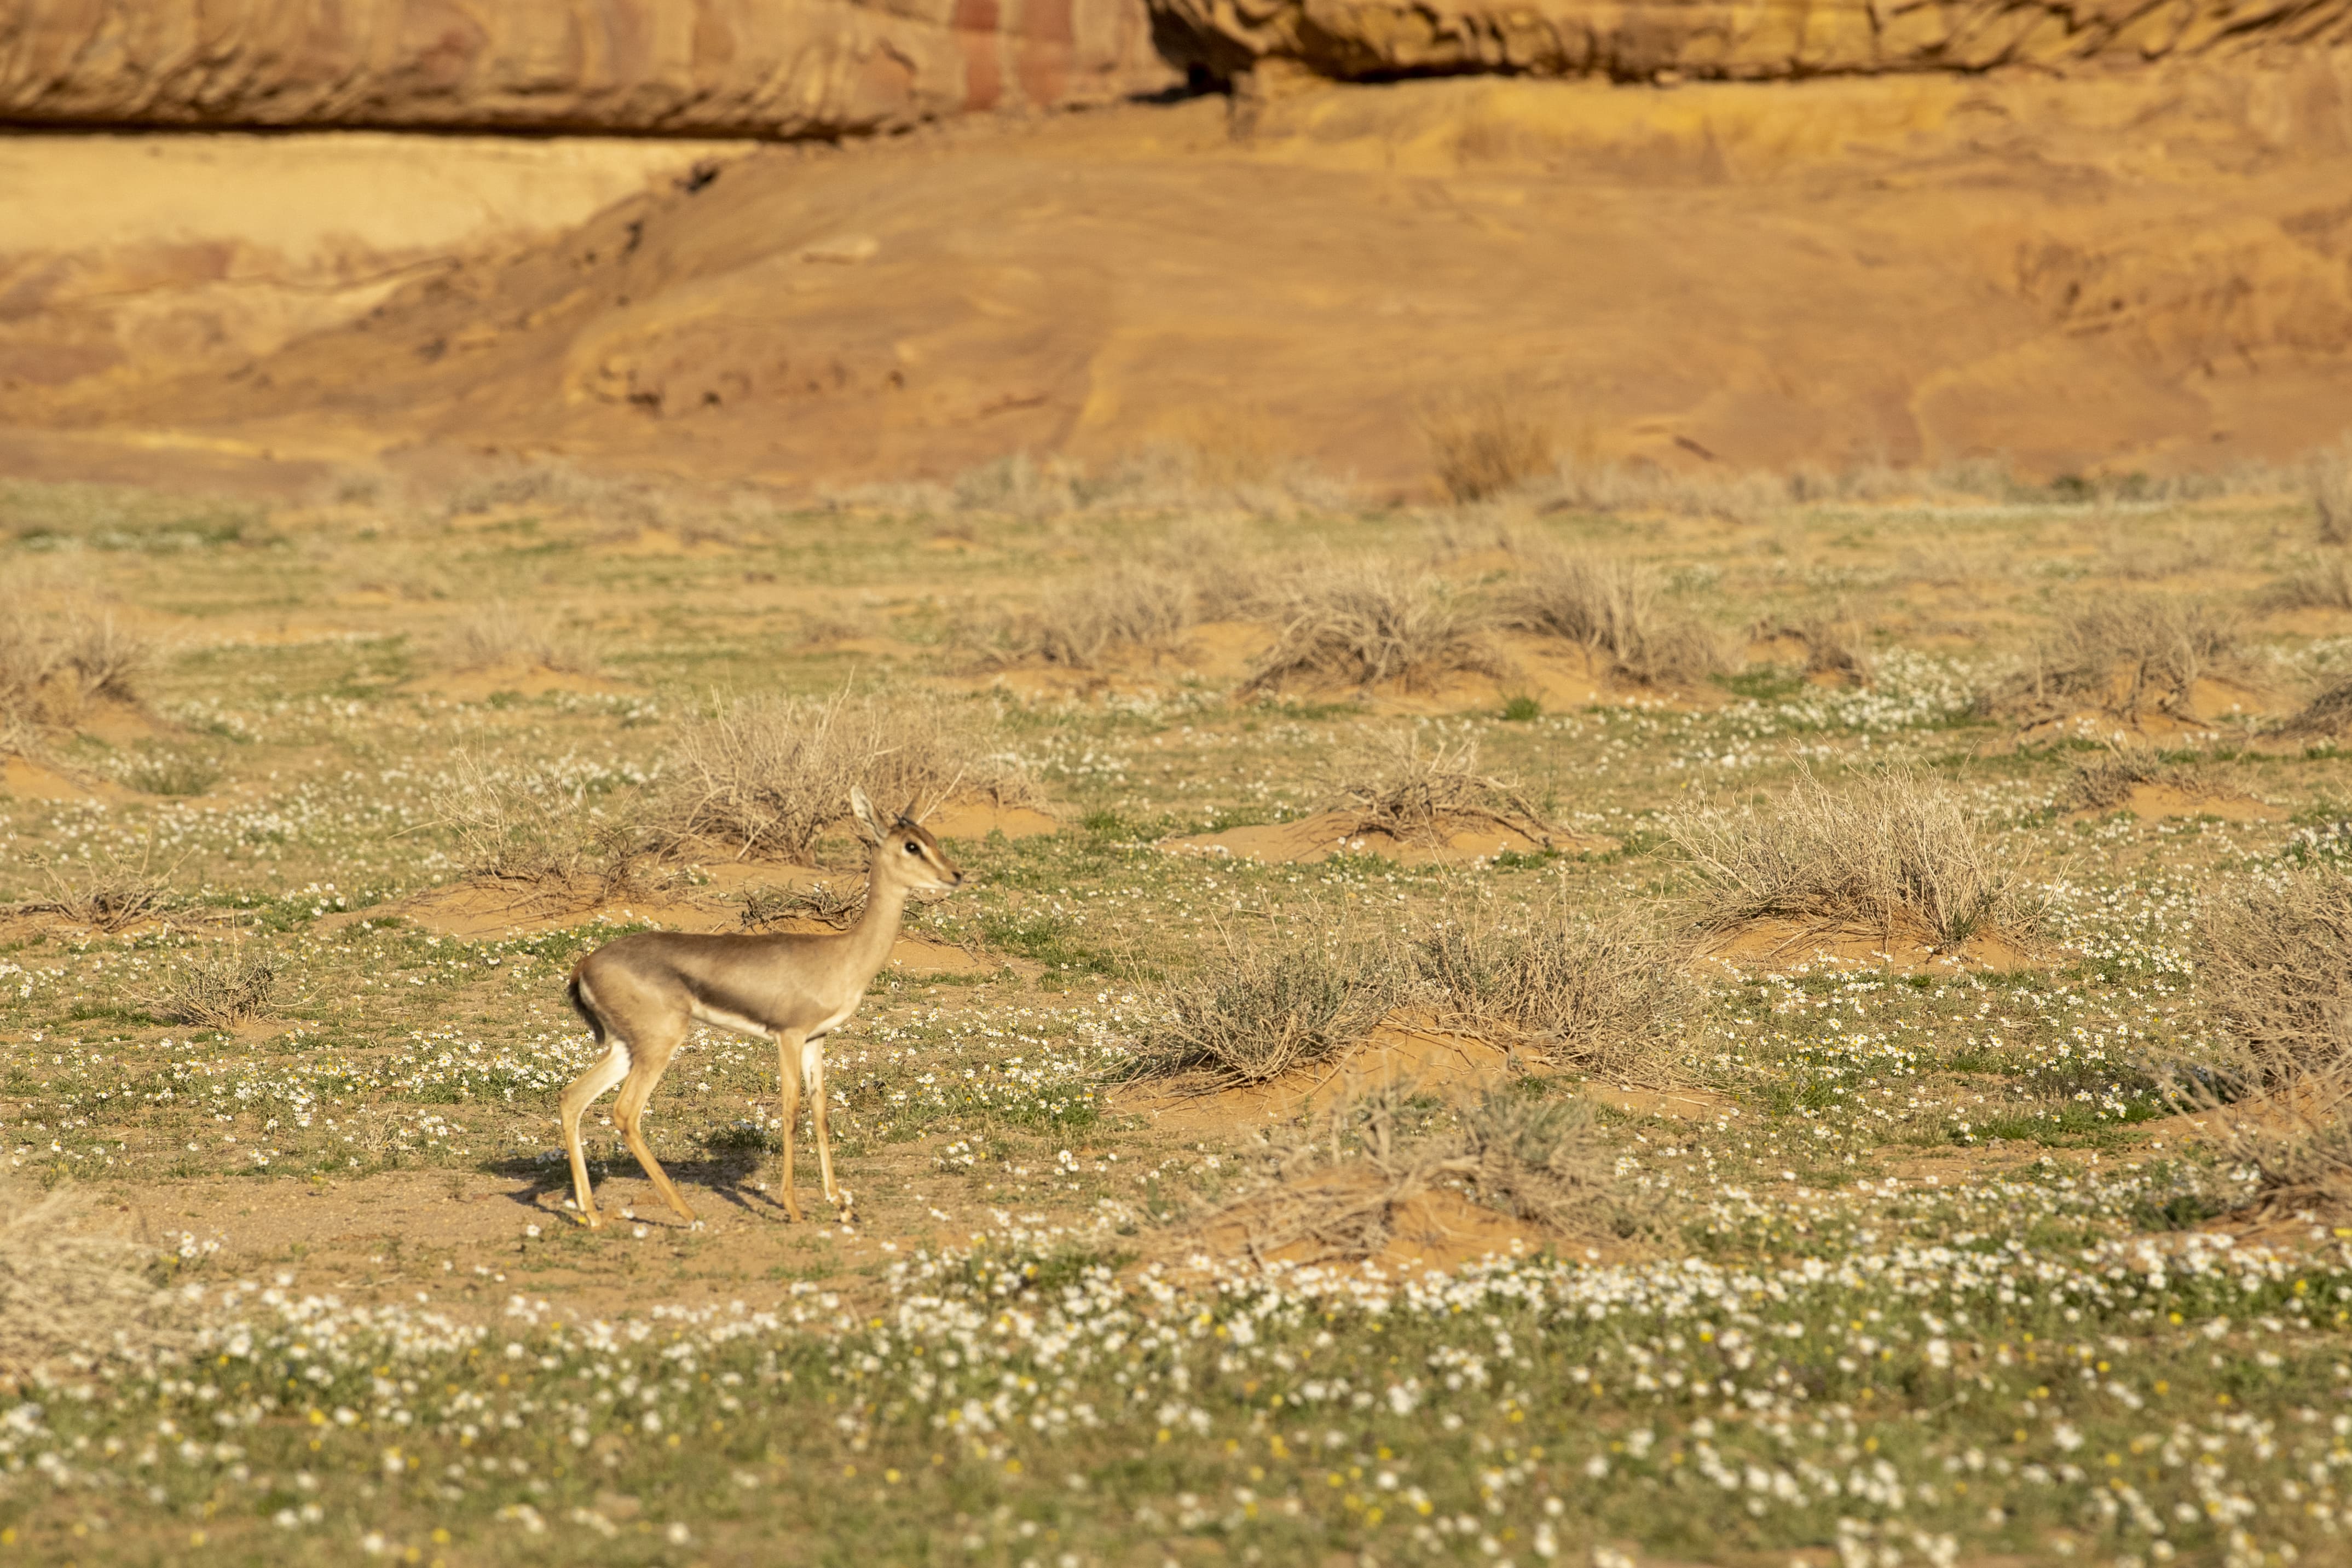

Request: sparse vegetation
left=1405, top=899, right=1695, bottom=1084
left=0, top=599, right=153, bottom=742
left=1323, top=728, right=1552, bottom=845
left=1420, top=386, right=1553, bottom=502
left=1980, top=595, right=2239, bottom=724
left=1246, top=563, right=1499, bottom=691
left=2264, top=551, right=2352, bottom=611
left=660, top=688, right=1034, bottom=861
left=2315, top=442, right=2352, bottom=544
left=1134, top=931, right=1391, bottom=1087
left=445, top=601, right=600, bottom=673
left=152, top=945, right=275, bottom=1029
left=0, top=1178, right=169, bottom=1384
left=975, top=564, right=1199, bottom=668
left=1666, top=764, right=2036, bottom=948
left=435, top=750, right=658, bottom=899
left=2195, top=869, right=2352, bottom=1084
left=2281, top=675, right=2352, bottom=737
left=1502, top=551, right=1724, bottom=685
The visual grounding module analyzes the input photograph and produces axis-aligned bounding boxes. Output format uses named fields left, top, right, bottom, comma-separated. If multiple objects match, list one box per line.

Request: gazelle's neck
left=841, top=850, right=912, bottom=978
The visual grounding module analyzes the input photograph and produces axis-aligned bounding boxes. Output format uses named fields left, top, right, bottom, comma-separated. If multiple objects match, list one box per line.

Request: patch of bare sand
left=1577, top=1084, right=1741, bottom=1124
left=73, top=696, right=173, bottom=744
left=1697, top=916, right=2047, bottom=975
left=2067, top=782, right=2286, bottom=823
left=402, top=663, right=635, bottom=701
left=923, top=799, right=1059, bottom=840
left=2, top=754, right=113, bottom=801
left=1163, top=1168, right=1564, bottom=1275
left=589, top=527, right=734, bottom=558
left=1118, top=1014, right=1516, bottom=1137
left=1165, top=807, right=1602, bottom=865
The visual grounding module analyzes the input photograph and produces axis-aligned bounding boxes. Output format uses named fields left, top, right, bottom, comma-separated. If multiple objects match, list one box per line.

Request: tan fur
left=558, top=787, right=962, bottom=1226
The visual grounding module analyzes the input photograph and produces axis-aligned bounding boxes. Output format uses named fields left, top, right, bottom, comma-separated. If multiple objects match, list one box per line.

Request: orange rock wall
left=1147, top=0, right=2352, bottom=83
left=0, top=0, right=1175, bottom=136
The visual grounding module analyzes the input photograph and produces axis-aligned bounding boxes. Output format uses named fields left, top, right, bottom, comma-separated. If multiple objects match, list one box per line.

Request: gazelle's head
left=851, top=785, right=963, bottom=894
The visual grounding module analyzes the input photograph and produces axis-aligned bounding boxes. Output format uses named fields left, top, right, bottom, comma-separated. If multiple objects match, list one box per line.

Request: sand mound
left=922, top=800, right=1059, bottom=840
left=1164, top=808, right=1596, bottom=865
left=1120, top=1013, right=1516, bottom=1135
left=1698, top=916, right=2046, bottom=975
left=9, top=57, right=2352, bottom=495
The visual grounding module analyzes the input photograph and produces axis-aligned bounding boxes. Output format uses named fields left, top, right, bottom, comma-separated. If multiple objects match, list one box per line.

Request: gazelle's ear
left=849, top=786, right=885, bottom=844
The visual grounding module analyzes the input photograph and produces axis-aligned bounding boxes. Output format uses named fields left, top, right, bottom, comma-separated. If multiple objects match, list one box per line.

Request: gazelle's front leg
left=774, top=1029, right=805, bottom=1222
left=802, top=1037, right=841, bottom=1208
left=558, top=1041, right=631, bottom=1228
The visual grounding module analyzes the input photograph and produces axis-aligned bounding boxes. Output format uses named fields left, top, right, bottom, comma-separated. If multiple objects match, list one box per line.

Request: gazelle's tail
left=564, top=968, right=606, bottom=1045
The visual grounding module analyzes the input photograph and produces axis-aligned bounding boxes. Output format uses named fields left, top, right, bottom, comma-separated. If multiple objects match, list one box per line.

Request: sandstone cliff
left=1148, top=0, right=2352, bottom=86
left=0, top=0, right=1175, bottom=137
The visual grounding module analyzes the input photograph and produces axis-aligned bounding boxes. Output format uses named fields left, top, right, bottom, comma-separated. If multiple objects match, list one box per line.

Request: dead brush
left=2194, top=870, right=2352, bottom=1085
left=1202, top=1078, right=1645, bottom=1264
left=660, top=687, right=1035, bottom=863
left=2058, top=747, right=2168, bottom=813
left=1666, top=764, right=2038, bottom=950
left=1246, top=563, right=1501, bottom=693
left=0, top=600, right=155, bottom=743
left=2279, top=676, right=2352, bottom=738
left=975, top=564, right=1198, bottom=669
left=1979, top=596, right=2240, bottom=725
left=1501, top=552, right=1724, bottom=686
left=739, top=880, right=863, bottom=930
left=2266, top=552, right=2352, bottom=612
left=1793, top=611, right=1873, bottom=687
left=1403, top=898, right=1697, bottom=1085
left=445, top=601, right=600, bottom=674
left=1322, top=728, right=1553, bottom=846
left=0, top=1176, right=175, bottom=1385
left=1420, top=387, right=1554, bottom=503
left=151, top=945, right=275, bottom=1029
left=1130, top=928, right=1394, bottom=1089
left=435, top=751, right=660, bottom=901
left=2314, top=442, right=2352, bottom=546
left=11, top=842, right=182, bottom=931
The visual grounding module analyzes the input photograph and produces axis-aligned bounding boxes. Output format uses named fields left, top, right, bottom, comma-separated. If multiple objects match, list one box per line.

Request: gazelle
left=557, top=787, right=963, bottom=1227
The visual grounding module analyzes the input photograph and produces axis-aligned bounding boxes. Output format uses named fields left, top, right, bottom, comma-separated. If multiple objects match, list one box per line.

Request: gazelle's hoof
left=571, top=1207, right=608, bottom=1229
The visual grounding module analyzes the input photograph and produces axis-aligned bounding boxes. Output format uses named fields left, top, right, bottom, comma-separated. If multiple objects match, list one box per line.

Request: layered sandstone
left=1147, top=0, right=2352, bottom=85
left=0, top=0, right=1174, bottom=137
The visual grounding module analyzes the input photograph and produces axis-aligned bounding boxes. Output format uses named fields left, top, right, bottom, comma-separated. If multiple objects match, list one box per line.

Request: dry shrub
left=1324, top=729, right=1552, bottom=846
left=13, top=844, right=181, bottom=931
left=1405, top=898, right=1697, bottom=1085
left=1502, top=552, right=1723, bottom=686
left=1540, top=457, right=1784, bottom=524
left=2315, top=443, right=2352, bottom=546
left=1980, top=597, right=2239, bottom=725
left=2265, top=553, right=2352, bottom=612
left=2058, top=748, right=2166, bottom=813
left=1793, top=612, right=1873, bottom=687
left=2196, top=871, right=2352, bottom=1085
left=2280, top=676, right=2352, bottom=738
left=0, top=601, right=154, bottom=743
left=436, top=752, right=659, bottom=899
left=152, top=946, right=275, bottom=1029
left=446, top=602, right=600, bottom=674
left=1667, top=764, right=2037, bottom=950
left=1132, top=930, right=1394, bottom=1089
left=1247, top=564, right=1500, bottom=692
left=1421, top=388, right=1553, bottom=502
left=443, top=460, right=672, bottom=528
left=0, top=1177, right=171, bottom=1384
left=1203, top=1079, right=1646, bottom=1264
left=1455, top=1088, right=1639, bottom=1236
left=661, top=688, right=1034, bottom=862
left=977, top=564, right=1198, bottom=669
left=740, top=880, right=862, bottom=930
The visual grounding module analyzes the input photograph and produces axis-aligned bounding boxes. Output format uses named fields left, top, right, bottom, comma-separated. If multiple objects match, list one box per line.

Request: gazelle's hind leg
left=774, top=1030, right=805, bottom=1222
left=611, top=1019, right=697, bottom=1224
left=558, top=1040, right=631, bottom=1228
left=803, top=1038, right=841, bottom=1209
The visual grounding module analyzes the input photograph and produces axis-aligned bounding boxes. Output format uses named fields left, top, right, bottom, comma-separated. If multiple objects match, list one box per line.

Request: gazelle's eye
left=904, top=841, right=920, bottom=854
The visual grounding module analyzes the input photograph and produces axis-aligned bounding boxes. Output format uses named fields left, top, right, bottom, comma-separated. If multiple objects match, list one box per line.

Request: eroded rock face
left=1147, top=0, right=2352, bottom=85
left=0, top=0, right=1175, bottom=137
